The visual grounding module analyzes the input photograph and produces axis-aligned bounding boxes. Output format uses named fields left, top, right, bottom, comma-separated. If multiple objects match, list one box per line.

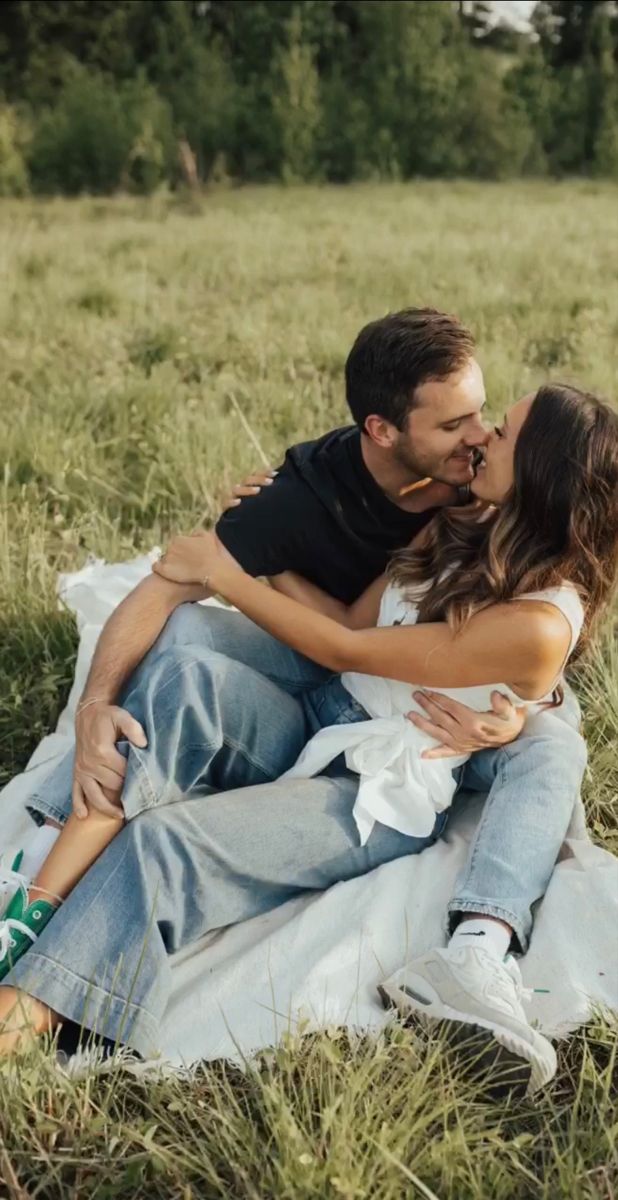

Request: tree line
left=1, top=0, right=617, bottom=196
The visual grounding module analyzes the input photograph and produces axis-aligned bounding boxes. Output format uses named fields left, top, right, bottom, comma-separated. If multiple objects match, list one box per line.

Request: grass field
left=0, top=182, right=616, bottom=1198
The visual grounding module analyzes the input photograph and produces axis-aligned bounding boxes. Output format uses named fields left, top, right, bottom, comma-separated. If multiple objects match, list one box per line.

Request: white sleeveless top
left=282, top=582, right=584, bottom=845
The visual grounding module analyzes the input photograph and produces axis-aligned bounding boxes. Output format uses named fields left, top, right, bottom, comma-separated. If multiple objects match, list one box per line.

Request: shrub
left=29, top=69, right=132, bottom=195
left=28, top=69, right=174, bottom=196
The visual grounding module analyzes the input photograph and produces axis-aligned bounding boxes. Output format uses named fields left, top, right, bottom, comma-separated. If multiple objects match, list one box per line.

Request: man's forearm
left=79, top=575, right=211, bottom=706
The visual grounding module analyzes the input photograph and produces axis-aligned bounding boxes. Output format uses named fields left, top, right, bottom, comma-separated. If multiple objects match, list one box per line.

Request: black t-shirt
left=216, top=426, right=445, bottom=605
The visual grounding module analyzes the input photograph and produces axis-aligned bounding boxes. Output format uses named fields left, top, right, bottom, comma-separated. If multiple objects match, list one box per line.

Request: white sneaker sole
left=378, top=977, right=557, bottom=1094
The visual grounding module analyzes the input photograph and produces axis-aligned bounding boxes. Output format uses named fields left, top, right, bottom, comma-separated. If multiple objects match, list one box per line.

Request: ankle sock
left=449, top=917, right=512, bottom=961
left=20, top=824, right=61, bottom=881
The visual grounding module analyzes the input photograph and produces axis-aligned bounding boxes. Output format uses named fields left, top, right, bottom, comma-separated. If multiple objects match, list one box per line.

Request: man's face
left=392, top=359, right=488, bottom=486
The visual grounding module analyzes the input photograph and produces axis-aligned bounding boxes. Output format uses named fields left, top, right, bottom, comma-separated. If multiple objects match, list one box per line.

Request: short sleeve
left=215, top=470, right=309, bottom=577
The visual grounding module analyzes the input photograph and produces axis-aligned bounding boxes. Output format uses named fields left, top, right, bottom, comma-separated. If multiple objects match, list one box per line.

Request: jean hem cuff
left=446, top=899, right=527, bottom=954
left=26, top=799, right=70, bottom=828
left=3, top=951, right=160, bottom=1059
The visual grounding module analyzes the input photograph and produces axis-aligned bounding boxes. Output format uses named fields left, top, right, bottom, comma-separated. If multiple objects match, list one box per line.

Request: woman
left=0, top=383, right=616, bottom=1065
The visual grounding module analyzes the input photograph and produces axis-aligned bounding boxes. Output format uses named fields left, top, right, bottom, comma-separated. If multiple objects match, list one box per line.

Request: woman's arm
left=269, top=571, right=387, bottom=629
left=268, top=526, right=431, bottom=627
left=206, top=562, right=570, bottom=699
left=151, top=532, right=571, bottom=698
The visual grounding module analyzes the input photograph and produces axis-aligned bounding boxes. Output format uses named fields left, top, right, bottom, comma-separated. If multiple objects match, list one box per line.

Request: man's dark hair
left=345, top=308, right=476, bottom=432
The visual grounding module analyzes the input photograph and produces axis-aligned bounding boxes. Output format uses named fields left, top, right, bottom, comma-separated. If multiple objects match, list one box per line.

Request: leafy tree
left=273, top=11, right=321, bottom=182
left=1, top=0, right=617, bottom=189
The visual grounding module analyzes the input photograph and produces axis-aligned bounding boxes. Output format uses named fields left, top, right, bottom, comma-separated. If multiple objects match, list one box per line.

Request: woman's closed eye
left=494, top=425, right=505, bottom=439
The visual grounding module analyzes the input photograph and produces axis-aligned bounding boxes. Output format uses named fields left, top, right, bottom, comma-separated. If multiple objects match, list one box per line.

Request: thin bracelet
left=75, top=696, right=107, bottom=717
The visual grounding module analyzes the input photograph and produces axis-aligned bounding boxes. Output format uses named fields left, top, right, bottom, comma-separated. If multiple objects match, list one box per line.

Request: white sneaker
left=0, top=851, right=29, bottom=918
left=378, top=944, right=557, bottom=1094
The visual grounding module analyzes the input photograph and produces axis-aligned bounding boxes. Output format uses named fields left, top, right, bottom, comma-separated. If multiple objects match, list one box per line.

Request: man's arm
left=72, top=574, right=210, bottom=818
left=79, top=574, right=210, bottom=708
left=73, top=467, right=312, bottom=817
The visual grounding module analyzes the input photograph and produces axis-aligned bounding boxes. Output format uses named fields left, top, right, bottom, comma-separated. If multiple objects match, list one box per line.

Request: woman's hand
left=221, top=469, right=277, bottom=510
left=152, top=531, right=231, bottom=589
left=409, top=689, right=527, bottom=758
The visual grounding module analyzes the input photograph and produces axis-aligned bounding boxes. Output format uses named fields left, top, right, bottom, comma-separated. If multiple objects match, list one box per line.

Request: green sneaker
left=0, top=886, right=58, bottom=981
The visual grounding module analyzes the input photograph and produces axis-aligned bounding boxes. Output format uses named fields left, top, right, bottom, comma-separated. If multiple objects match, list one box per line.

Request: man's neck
left=360, top=434, right=454, bottom=511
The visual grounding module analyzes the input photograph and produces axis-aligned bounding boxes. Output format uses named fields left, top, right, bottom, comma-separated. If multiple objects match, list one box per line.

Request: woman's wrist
left=203, top=558, right=244, bottom=596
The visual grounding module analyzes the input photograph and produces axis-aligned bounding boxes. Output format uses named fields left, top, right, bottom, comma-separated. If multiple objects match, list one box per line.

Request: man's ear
left=364, top=414, right=399, bottom=449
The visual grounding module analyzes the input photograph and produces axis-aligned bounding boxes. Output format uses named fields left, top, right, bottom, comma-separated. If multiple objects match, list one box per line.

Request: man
left=5, top=309, right=585, bottom=1087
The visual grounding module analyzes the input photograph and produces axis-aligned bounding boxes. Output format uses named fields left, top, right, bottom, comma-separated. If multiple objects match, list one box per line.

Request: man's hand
left=407, top=690, right=526, bottom=759
left=73, top=702, right=148, bottom=818
left=222, top=469, right=277, bottom=510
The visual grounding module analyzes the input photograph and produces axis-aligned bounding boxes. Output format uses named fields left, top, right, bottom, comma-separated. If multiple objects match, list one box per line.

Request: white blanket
left=1, top=551, right=616, bottom=1064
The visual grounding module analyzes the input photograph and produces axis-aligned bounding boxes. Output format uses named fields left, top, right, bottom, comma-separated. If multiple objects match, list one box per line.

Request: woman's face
left=470, top=394, right=534, bottom=504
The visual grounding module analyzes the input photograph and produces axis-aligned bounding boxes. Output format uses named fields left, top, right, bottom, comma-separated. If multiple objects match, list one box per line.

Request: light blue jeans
left=6, top=605, right=586, bottom=1056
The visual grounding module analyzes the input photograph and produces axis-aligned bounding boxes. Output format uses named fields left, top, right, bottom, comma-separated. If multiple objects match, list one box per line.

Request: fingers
left=244, top=471, right=277, bottom=487
left=414, top=690, right=468, bottom=721
left=228, top=486, right=260, bottom=507
left=223, top=471, right=277, bottom=509
left=152, top=560, right=173, bottom=580
left=236, top=473, right=276, bottom=492
left=72, top=780, right=88, bottom=820
left=77, top=760, right=126, bottom=792
left=115, top=710, right=148, bottom=748
left=407, top=711, right=459, bottom=747
left=80, top=776, right=123, bottom=817
left=412, top=692, right=459, bottom=733
left=103, top=742, right=131, bottom=776
left=489, top=690, right=516, bottom=719
left=422, top=745, right=462, bottom=760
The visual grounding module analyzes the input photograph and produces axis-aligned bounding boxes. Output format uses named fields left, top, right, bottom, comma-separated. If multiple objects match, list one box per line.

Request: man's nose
left=463, top=421, right=490, bottom=447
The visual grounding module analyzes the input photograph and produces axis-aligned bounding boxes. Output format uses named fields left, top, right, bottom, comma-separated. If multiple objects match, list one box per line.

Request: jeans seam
left=128, top=746, right=158, bottom=807
left=456, top=749, right=509, bottom=893
left=51, top=825, right=136, bottom=944
left=127, top=655, right=214, bottom=712
left=262, top=672, right=315, bottom=691
left=135, top=733, right=282, bottom=814
left=181, top=738, right=278, bottom=781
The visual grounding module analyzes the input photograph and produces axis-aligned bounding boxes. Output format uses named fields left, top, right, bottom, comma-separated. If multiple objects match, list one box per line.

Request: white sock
left=449, top=917, right=512, bottom=961
left=19, top=824, right=61, bottom=881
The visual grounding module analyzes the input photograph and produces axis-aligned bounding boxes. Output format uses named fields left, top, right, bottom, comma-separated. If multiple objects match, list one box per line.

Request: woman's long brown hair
left=388, top=384, right=618, bottom=661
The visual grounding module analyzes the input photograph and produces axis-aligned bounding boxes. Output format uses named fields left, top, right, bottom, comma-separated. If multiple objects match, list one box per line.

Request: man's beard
left=392, top=438, right=445, bottom=483
left=393, top=437, right=476, bottom=486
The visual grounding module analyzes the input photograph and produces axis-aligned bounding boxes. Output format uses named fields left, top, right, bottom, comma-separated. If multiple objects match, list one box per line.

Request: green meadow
left=0, top=182, right=616, bottom=1198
